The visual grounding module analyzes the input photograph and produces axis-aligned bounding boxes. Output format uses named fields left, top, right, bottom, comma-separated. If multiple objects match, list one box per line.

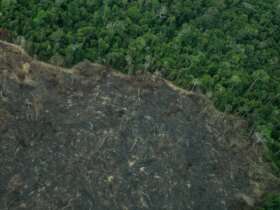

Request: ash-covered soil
left=0, top=41, right=278, bottom=210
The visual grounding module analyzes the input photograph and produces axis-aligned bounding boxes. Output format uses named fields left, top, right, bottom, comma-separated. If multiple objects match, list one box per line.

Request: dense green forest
left=1, top=0, right=280, bottom=207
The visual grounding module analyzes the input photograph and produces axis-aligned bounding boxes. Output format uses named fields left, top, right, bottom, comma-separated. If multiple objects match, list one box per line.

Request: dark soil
left=0, top=41, right=278, bottom=210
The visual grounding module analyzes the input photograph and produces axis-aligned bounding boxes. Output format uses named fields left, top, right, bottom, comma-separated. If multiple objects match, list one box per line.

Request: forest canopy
left=1, top=0, right=280, bottom=178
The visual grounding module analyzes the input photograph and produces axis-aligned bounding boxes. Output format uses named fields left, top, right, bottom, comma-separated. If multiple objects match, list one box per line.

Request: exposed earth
left=0, top=41, right=279, bottom=210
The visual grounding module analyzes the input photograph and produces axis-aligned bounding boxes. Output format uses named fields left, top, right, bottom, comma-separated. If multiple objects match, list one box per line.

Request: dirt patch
left=0, top=41, right=279, bottom=210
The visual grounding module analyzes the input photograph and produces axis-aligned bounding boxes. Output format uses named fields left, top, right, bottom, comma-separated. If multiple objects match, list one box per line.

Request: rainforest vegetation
left=1, top=0, right=280, bottom=207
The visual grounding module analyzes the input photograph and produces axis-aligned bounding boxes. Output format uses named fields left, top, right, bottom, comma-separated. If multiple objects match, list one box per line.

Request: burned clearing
left=0, top=41, right=278, bottom=210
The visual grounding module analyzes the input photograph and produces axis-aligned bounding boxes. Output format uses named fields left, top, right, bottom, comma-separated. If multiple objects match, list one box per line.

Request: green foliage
left=0, top=0, right=280, bottom=193
left=259, top=194, right=280, bottom=210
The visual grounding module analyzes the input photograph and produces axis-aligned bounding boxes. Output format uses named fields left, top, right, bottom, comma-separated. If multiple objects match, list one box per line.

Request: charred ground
left=0, top=41, right=278, bottom=210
